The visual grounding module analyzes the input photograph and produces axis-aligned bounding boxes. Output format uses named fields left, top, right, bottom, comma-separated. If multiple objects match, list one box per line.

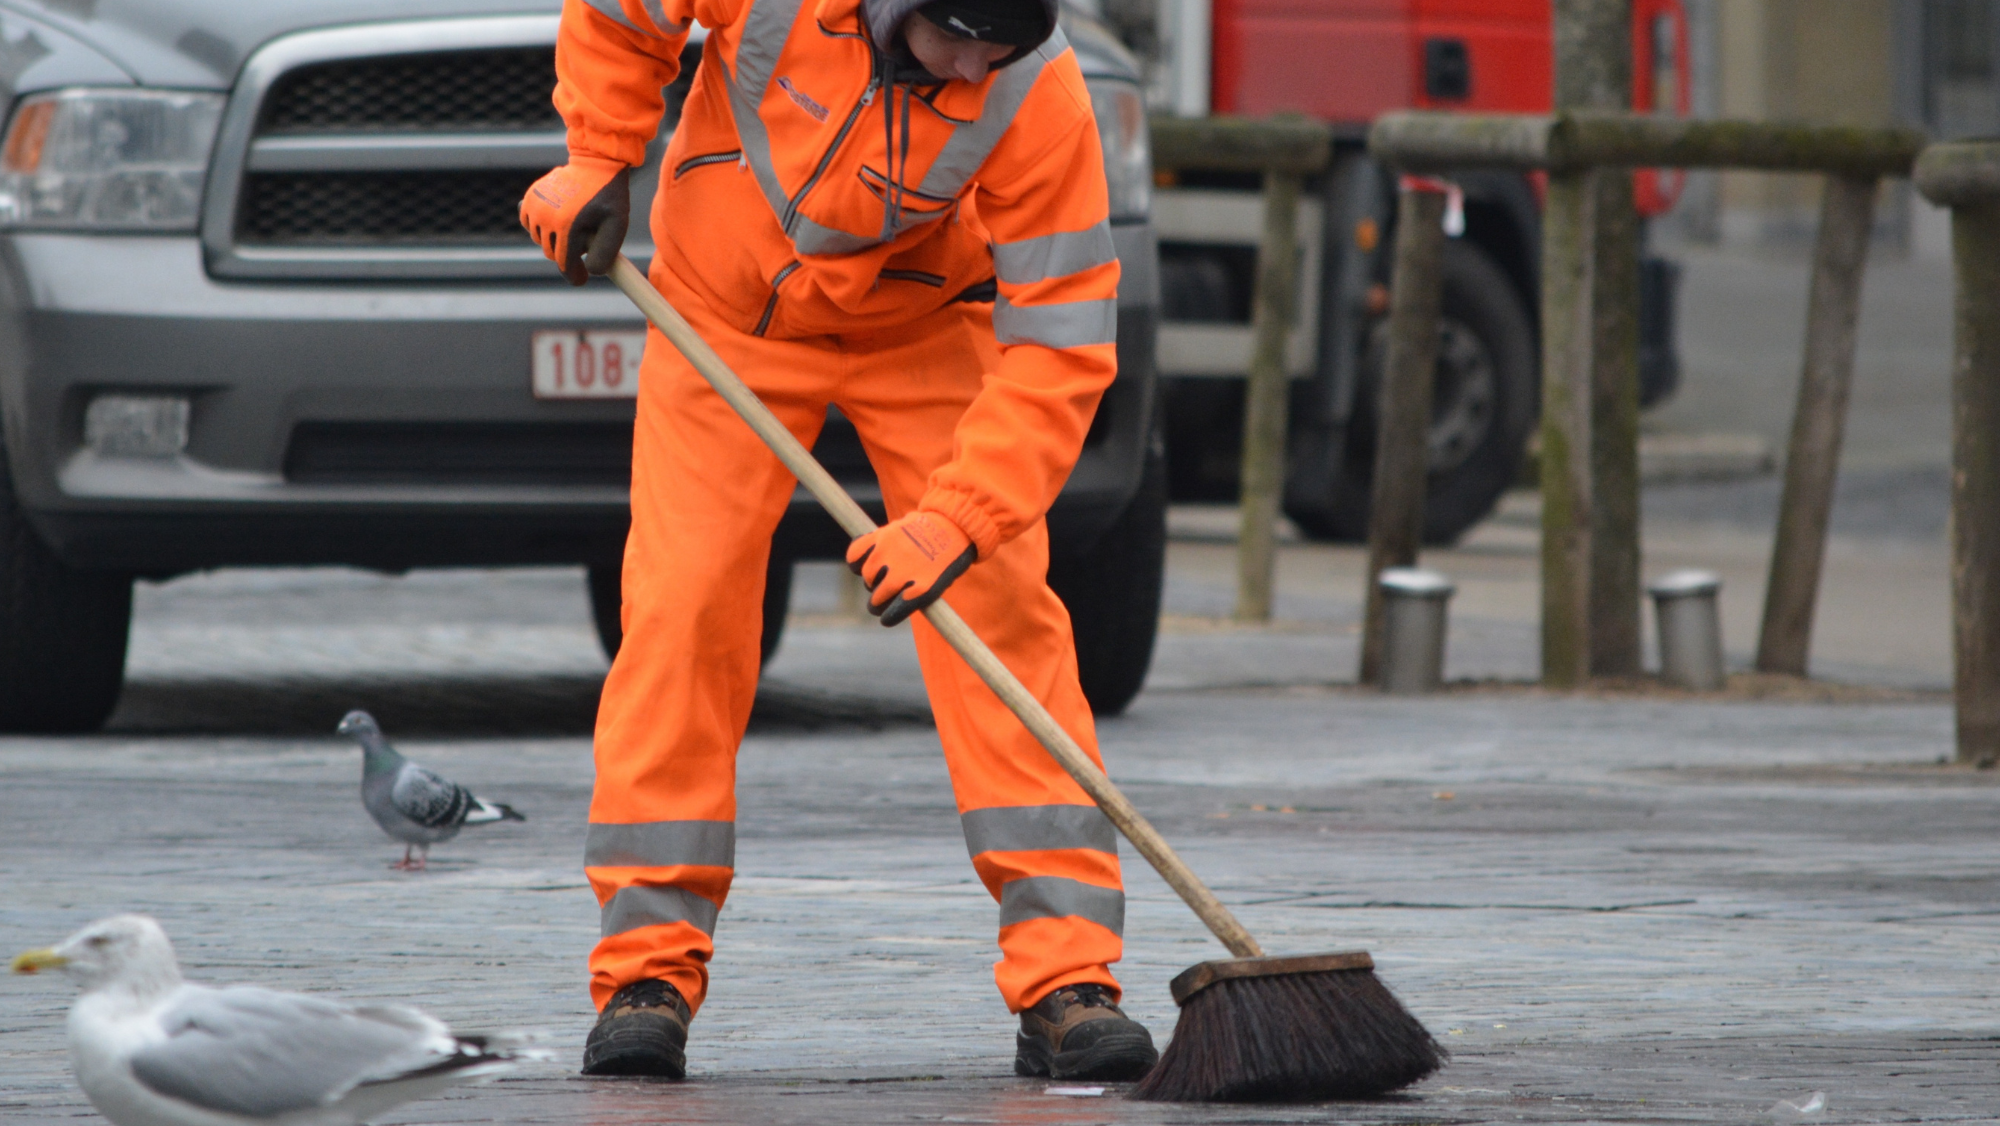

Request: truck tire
left=0, top=452, right=132, bottom=733
left=1047, top=426, right=1166, bottom=717
left=1284, top=239, right=1537, bottom=544
left=589, top=549, right=793, bottom=669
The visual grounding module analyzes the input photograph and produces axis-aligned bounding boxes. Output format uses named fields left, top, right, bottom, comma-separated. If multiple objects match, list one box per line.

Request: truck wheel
left=1284, top=239, right=1536, bottom=544
left=588, top=549, right=793, bottom=669
left=0, top=453, right=131, bottom=733
left=1048, top=426, right=1166, bottom=716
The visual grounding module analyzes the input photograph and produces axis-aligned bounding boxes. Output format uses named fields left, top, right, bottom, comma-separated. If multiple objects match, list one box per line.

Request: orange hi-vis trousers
left=585, top=262, right=1126, bottom=1017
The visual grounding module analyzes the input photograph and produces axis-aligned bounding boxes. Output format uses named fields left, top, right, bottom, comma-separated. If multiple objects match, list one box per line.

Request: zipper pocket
left=782, top=70, right=882, bottom=234
left=858, top=165, right=954, bottom=206
left=754, top=261, right=802, bottom=337
left=674, top=150, right=742, bottom=179
left=879, top=269, right=945, bottom=287
left=950, top=277, right=997, bottom=304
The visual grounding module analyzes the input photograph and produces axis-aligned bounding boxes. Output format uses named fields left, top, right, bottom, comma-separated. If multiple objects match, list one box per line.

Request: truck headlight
left=1088, top=79, right=1149, bottom=222
left=0, top=89, right=224, bottom=231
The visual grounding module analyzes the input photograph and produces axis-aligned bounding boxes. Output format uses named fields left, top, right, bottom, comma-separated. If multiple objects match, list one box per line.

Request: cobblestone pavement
left=5, top=554, right=1997, bottom=1124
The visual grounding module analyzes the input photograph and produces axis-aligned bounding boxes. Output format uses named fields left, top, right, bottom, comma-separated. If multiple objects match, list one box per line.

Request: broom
left=607, top=256, right=1444, bottom=1102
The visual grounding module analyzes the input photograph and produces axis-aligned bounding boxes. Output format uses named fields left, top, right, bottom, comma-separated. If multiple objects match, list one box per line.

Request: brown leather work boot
left=1015, top=982, right=1159, bottom=1080
left=582, top=979, right=690, bottom=1078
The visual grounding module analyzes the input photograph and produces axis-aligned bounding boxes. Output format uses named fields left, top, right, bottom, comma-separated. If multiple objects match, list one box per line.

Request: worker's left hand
left=846, top=511, right=977, bottom=627
left=519, top=157, right=630, bottom=286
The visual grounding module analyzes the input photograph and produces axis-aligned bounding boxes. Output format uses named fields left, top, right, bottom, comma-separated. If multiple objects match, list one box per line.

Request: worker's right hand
left=520, top=157, right=631, bottom=286
left=847, top=511, right=977, bottom=628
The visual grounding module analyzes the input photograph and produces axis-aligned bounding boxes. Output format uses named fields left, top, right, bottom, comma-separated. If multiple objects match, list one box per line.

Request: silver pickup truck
left=0, top=0, right=1162, bottom=732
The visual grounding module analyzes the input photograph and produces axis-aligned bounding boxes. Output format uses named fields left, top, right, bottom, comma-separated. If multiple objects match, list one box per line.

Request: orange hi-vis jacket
left=557, top=0, right=1119, bottom=558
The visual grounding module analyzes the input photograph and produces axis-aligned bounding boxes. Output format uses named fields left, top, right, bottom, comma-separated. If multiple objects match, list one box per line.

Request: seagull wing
left=129, top=985, right=460, bottom=1118
left=389, top=762, right=474, bottom=829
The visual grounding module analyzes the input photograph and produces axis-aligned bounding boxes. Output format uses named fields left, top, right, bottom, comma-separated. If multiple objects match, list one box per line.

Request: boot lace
left=610, top=979, right=684, bottom=1013
left=1060, top=983, right=1116, bottom=1009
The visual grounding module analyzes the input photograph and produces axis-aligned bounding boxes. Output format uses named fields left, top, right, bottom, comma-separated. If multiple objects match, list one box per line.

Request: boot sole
left=1015, top=1029, right=1159, bottom=1081
left=582, top=1013, right=688, bottom=1079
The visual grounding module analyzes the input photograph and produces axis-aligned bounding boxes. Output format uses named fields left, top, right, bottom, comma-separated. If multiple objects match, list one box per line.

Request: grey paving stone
left=7, top=685, right=1999, bottom=1123
left=6, top=542, right=1995, bottom=1124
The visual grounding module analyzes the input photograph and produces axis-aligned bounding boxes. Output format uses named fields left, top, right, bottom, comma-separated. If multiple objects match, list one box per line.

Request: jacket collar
left=813, top=0, right=868, bottom=36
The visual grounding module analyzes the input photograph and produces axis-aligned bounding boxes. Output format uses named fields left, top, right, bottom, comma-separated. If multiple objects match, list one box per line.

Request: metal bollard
left=1648, top=569, right=1725, bottom=690
left=1378, top=567, right=1454, bottom=693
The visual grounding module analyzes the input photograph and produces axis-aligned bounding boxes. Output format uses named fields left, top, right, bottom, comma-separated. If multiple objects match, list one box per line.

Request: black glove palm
left=563, top=168, right=632, bottom=286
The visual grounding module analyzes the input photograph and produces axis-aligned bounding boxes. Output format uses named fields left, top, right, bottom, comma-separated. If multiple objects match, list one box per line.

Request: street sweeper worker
left=521, top=0, right=1159, bottom=1082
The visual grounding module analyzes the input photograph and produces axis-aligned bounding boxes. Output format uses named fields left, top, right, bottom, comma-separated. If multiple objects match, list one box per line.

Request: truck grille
left=209, top=18, right=680, bottom=279
left=239, top=169, right=541, bottom=243
left=238, top=46, right=555, bottom=248
left=259, top=47, right=560, bottom=133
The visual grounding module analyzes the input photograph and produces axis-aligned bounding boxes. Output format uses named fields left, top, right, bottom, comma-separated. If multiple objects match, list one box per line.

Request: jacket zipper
left=781, top=57, right=882, bottom=235
left=879, top=269, right=945, bottom=286
left=753, top=260, right=802, bottom=336
left=674, top=150, right=742, bottom=179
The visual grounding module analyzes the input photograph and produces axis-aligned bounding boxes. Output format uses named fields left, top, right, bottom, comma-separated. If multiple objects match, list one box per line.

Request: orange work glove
left=520, top=157, right=631, bottom=286
left=846, top=511, right=978, bottom=627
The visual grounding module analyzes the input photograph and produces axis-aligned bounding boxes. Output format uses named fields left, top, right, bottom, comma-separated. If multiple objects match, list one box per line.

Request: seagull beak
left=11, top=948, right=69, bottom=974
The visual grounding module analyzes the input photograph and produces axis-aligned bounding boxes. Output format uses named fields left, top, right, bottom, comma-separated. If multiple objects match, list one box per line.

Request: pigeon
left=336, top=710, right=525, bottom=870
left=10, top=914, right=543, bottom=1126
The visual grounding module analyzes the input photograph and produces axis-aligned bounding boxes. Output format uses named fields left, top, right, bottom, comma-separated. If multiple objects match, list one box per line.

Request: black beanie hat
left=915, top=0, right=1053, bottom=47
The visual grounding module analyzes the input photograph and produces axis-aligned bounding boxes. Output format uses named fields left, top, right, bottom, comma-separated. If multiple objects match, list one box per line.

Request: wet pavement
left=5, top=547, right=1996, bottom=1123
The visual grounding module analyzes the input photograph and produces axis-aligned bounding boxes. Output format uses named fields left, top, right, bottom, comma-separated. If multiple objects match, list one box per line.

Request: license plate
left=531, top=330, right=646, bottom=399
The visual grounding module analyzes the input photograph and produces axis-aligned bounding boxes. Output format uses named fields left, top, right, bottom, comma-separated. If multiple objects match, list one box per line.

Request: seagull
left=336, top=710, right=525, bottom=871
left=10, top=914, right=541, bottom=1126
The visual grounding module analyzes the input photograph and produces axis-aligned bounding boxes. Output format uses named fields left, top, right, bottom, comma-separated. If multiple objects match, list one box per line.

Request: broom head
left=1130, top=950, right=1444, bottom=1102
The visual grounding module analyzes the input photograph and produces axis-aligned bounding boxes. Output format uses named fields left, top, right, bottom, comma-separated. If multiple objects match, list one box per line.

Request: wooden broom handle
left=610, top=257, right=1264, bottom=960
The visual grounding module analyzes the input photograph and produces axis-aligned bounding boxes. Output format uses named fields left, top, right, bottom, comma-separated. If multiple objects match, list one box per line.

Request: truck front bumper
left=2, top=228, right=1156, bottom=573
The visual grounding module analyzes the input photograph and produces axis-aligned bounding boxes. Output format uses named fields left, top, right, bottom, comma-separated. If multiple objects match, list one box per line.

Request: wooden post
left=1949, top=199, right=2000, bottom=764
left=1539, top=169, right=1598, bottom=688
left=1915, top=143, right=2000, bottom=764
left=1360, top=186, right=1449, bottom=684
left=1554, top=1, right=1631, bottom=115
left=1234, top=169, right=1304, bottom=622
left=1590, top=172, right=1643, bottom=676
left=1755, top=175, right=1878, bottom=677
left=1369, top=106, right=1930, bottom=691
left=1554, top=0, right=1639, bottom=678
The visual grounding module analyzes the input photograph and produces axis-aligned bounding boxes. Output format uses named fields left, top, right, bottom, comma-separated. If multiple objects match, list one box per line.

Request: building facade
left=1674, top=0, right=1997, bottom=248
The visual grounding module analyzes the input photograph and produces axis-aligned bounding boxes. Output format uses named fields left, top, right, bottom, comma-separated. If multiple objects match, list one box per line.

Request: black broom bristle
left=1130, top=967, right=1445, bottom=1102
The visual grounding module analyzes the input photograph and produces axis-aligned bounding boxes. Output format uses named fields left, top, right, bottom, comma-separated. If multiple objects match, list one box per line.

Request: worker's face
left=901, top=15, right=1015, bottom=83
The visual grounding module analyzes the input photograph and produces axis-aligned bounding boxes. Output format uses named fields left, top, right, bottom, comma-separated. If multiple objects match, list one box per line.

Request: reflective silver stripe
left=961, top=804, right=1116, bottom=858
left=915, top=27, right=1066, bottom=202
left=720, top=0, right=805, bottom=222
left=997, top=876, right=1124, bottom=934
left=585, top=820, right=736, bottom=869
left=582, top=0, right=645, bottom=32
left=791, top=212, right=881, bottom=256
left=640, top=0, right=680, bottom=31
left=991, top=222, right=1115, bottom=286
left=583, top=0, right=686, bottom=36
left=601, top=885, right=721, bottom=937
left=993, top=295, right=1117, bottom=348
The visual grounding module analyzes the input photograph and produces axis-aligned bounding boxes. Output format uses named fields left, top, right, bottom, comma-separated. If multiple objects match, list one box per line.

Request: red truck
left=1128, top=0, right=1687, bottom=540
